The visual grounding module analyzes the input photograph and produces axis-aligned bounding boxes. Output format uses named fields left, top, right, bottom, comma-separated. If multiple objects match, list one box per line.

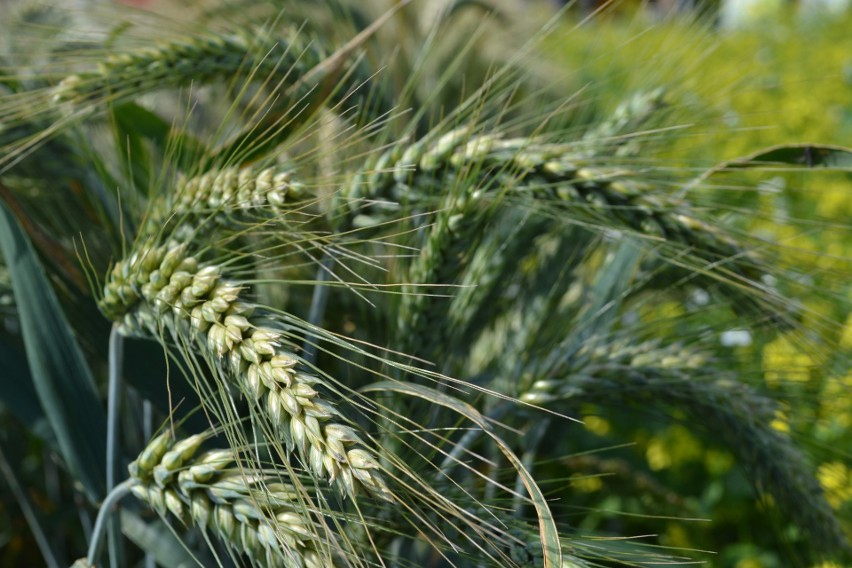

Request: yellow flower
left=762, top=335, right=818, bottom=386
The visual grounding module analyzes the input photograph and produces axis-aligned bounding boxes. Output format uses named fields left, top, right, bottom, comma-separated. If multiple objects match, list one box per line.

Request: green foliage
left=0, top=1, right=849, bottom=567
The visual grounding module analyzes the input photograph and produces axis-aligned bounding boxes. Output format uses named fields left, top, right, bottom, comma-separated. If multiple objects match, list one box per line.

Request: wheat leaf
left=0, top=339, right=55, bottom=443
left=361, top=380, right=562, bottom=567
left=0, top=201, right=106, bottom=501
left=695, top=143, right=852, bottom=185
left=119, top=510, right=199, bottom=568
left=111, top=102, right=205, bottom=172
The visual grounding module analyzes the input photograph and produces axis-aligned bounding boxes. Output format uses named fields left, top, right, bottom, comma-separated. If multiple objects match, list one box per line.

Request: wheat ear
left=344, top=128, right=763, bottom=282
left=523, top=339, right=849, bottom=555
left=51, top=27, right=322, bottom=107
left=396, top=179, right=498, bottom=358
left=100, top=242, right=393, bottom=501
left=578, top=88, right=668, bottom=157
left=140, top=165, right=306, bottom=241
left=129, top=431, right=331, bottom=568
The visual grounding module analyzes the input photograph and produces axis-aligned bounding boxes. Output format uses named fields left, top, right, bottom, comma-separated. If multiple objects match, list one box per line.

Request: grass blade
left=119, top=511, right=200, bottom=568
left=0, top=201, right=106, bottom=501
left=0, top=339, right=55, bottom=443
left=361, top=380, right=563, bottom=566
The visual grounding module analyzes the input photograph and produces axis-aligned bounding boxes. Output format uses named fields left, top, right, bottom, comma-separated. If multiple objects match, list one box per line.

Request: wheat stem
left=303, top=255, right=335, bottom=365
left=105, top=323, right=125, bottom=568
left=87, top=479, right=134, bottom=567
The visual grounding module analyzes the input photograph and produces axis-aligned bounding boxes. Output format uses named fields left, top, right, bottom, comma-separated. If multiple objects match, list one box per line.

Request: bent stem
left=87, top=479, right=135, bottom=566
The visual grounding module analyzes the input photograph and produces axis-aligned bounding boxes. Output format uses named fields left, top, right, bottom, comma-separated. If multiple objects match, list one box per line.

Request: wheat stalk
left=100, top=241, right=394, bottom=502
left=129, top=431, right=331, bottom=568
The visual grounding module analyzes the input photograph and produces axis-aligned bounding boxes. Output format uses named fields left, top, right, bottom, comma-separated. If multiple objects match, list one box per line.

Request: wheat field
left=0, top=1, right=850, bottom=567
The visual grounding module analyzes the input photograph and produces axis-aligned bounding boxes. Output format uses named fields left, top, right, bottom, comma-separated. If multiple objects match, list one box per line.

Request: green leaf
left=361, top=381, right=563, bottom=567
left=728, top=144, right=852, bottom=168
left=696, top=143, right=852, bottom=183
left=0, top=201, right=106, bottom=501
left=111, top=102, right=205, bottom=174
left=0, top=338, right=55, bottom=444
left=119, top=510, right=199, bottom=568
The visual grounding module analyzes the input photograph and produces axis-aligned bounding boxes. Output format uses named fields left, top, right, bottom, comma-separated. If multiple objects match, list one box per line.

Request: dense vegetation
left=0, top=1, right=849, bottom=567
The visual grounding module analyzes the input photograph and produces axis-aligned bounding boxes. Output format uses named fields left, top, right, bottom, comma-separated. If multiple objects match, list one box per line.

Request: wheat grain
left=100, top=242, right=394, bottom=502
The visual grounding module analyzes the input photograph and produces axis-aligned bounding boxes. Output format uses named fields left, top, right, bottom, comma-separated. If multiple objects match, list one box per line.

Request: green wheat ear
left=51, top=29, right=319, bottom=108
left=128, top=431, right=333, bottom=568
left=100, top=241, right=394, bottom=502
left=523, top=337, right=849, bottom=554
left=140, top=165, right=307, bottom=241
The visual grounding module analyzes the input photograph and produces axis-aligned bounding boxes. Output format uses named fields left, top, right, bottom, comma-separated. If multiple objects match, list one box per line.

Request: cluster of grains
left=521, top=338, right=849, bottom=554
left=141, top=166, right=305, bottom=240
left=519, top=339, right=707, bottom=406
left=129, top=432, right=329, bottom=568
left=51, top=29, right=320, bottom=106
left=100, top=242, right=393, bottom=501
left=343, top=128, right=762, bottom=280
left=395, top=181, right=494, bottom=357
left=447, top=214, right=546, bottom=343
left=578, top=88, right=668, bottom=157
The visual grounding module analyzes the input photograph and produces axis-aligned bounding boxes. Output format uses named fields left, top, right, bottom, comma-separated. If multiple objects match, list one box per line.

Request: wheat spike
left=129, top=431, right=331, bottom=568
left=140, top=165, right=306, bottom=241
left=343, top=129, right=763, bottom=283
left=522, top=338, right=850, bottom=555
left=100, top=242, right=394, bottom=502
left=51, top=28, right=318, bottom=107
left=396, top=179, right=497, bottom=358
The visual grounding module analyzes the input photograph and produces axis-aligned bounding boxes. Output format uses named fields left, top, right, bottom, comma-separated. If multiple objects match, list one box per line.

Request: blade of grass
left=0, top=339, right=55, bottom=443
left=0, top=201, right=106, bottom=501
left=361, top=381, right=563, bottom=567
left=0, top=444, right=61, bottom=568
